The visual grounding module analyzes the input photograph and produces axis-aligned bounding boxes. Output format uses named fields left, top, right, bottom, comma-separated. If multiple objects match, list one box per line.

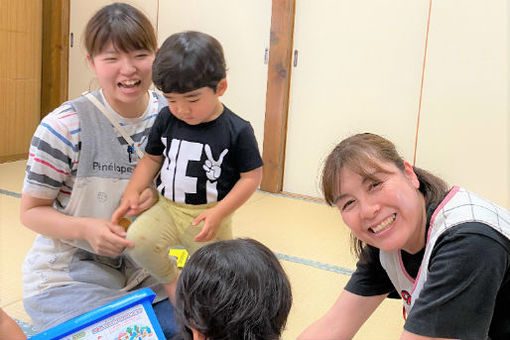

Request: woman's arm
left=297, top=290, right=386, bottom=340
left=20, top=194, right=133, bottom=256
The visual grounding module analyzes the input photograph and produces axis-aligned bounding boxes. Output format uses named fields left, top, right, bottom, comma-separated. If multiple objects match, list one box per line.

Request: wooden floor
left=0, top=160, right=403, bottom=339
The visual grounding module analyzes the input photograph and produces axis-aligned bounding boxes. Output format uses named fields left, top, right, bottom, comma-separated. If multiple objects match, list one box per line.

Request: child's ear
left=191, top=328, right=206, bottom=340
left=216, top=78, right=228, bottom=96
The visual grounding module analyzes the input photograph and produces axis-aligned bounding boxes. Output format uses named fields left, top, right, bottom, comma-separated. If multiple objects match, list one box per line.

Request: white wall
left=69, top=1, right=510, bottom=207
left=416, top=0, right=510, bottom=207
left=284, top=0, right=429, bottom=197
left=282, top=0, right=510, bottom=208
left=68, top=0, right=270, bottom=152
left=156, top=0, right=271, bottom=152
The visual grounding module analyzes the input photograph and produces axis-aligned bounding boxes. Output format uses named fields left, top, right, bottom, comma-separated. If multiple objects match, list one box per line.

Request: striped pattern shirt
left=22, top=90, right=162, bottom=212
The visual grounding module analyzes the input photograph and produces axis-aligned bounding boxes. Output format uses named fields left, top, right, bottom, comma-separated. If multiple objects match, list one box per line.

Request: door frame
left=260, top=0, right=295, bottom=193
left=41, top=0, right=69, bottom=118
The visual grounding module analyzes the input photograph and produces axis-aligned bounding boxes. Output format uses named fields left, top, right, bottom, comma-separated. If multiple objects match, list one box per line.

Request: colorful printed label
left=61, top=304, right=159, bottom=340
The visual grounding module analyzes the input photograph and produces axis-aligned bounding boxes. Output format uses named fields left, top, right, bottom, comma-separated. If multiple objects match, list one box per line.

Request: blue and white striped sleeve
left=23, top=103, right=80, bottom=200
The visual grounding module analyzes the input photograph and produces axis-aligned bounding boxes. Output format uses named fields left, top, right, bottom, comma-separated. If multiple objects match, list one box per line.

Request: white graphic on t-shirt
left=159, top=139, right=228, bottom=203
left=203, top=144, right=229, bottom=203
left=203, top=144, right=229, bottom=181
left=160, top=138, right=201, bottom=202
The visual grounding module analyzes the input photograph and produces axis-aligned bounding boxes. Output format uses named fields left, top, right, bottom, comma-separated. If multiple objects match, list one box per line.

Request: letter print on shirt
left=159, top=139, right=228, bottom=203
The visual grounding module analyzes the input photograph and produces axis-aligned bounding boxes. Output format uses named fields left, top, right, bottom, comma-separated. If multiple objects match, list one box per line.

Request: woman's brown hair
left=321, top=133, right=449, bottom=258
left=84, top=2, right=157, bottom=57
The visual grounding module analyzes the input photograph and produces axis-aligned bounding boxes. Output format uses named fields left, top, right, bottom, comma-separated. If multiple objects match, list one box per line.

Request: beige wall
left=283, top=0, right=429, bottom=198
left=68, top=1, right=510, bottom=207
left=0, top=0, right=42, bottom=162
left=156, top=0, right=271, bottom=150
left=416, top=0, right=509, bottom=207
left=283, top=0, right=510, bottom=208
left=68, top=0, right=270, bottom=151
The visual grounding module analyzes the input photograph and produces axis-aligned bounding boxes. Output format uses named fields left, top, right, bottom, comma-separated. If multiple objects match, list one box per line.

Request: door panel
left=0, top=0, right=42, bottom=161
left=415, top=0, right=509, bottom=207
left=157, top=0, right=272, bottom=150
left=284, top=0, right=429, bottom=197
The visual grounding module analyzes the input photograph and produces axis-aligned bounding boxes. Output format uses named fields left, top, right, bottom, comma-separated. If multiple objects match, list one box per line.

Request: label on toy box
left=62, top=304, right=160, bottom=340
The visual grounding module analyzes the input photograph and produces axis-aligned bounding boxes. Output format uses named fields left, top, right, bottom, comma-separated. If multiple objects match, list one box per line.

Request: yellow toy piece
left=169, top=248, right=189, bottom=268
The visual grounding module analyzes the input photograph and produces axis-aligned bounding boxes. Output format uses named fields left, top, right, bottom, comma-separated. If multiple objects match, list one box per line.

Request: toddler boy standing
left=112, top=31, right=263, bottom=302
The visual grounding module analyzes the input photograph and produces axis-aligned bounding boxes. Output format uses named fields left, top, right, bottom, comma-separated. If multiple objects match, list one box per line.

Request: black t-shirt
left=345, top=222, right=510, bottom=340
left=145, top=105, right=262, bottom=204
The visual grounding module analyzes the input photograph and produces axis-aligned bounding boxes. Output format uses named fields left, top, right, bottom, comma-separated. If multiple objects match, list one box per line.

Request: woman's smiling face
left=335, top=161, right=427, bottom=254
left=88, top=42, right=155, bottom=116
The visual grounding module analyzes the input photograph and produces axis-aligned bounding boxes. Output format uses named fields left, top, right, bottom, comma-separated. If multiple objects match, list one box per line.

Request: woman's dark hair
left=152, top=31, right=227, bottom=93
left=174, top=238, right=292, bottom=340
left=84, top=2, right=157, bottom=57
left=321, top=133, right=449, bottom=258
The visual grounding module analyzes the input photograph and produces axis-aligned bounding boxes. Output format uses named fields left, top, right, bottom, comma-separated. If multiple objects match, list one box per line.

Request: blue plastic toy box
left=29, top=288, right=165, bottom=340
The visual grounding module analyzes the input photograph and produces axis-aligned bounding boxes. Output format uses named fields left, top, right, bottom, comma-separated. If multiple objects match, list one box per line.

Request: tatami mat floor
left=0, top=160, right=403, bottom=339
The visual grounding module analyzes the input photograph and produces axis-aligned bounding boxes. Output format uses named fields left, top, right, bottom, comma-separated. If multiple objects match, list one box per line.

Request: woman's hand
left=82, top=217, right=134, bottom=257
left=20, top=194, right=133, bottom=256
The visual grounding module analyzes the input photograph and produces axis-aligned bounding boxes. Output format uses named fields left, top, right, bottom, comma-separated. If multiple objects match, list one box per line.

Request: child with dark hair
left=112, top=31, right=263, bottom=303
left=174, top=238, right=292, bottom=340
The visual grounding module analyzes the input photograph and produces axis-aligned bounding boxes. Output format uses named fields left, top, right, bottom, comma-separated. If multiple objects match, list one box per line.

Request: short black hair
left=174, top=238, right=292, bottom=340
left=152, top=31, right=227, bottom=94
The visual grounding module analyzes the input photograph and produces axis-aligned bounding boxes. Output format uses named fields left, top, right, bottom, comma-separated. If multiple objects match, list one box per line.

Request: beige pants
left=126, top=197, right=232, bottom=284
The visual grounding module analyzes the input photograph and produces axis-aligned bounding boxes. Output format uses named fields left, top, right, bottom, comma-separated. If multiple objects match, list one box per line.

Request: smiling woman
left=84, top=3, right=156, bottom=118
left=335, top=161, right=427, bottom=255
left=298, top=133, right=510, bottom=340
left=18, top=3, right=177, bottom=338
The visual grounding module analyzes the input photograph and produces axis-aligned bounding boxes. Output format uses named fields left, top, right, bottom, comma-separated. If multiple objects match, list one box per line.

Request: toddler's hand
left=111, top=192, right=141, bottom=223
left=136, top=187, right=159, bottom=214
left=192, top=207, right=223, bottom=242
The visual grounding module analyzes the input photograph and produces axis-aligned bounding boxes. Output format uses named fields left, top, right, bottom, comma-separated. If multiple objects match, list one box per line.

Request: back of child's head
left=174, top=238, right=292, bottom=340
left=84, top=2, right=157, bottom=57
left=152, top=31, right=227, bottom=94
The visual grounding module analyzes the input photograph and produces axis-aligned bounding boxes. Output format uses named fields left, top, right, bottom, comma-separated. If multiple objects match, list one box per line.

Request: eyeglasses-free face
left=335, top=161, right=427, bottom=254
left=88, top=42, right=155, bottom=117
